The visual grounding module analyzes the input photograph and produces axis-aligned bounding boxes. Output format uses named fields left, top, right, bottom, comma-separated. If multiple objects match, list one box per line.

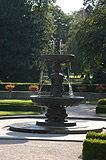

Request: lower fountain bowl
left=30, top=95, right=84, bottom=107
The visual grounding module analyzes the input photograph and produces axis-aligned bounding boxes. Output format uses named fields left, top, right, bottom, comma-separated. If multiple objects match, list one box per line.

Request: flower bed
left=0, top=83, right=106, bottom=92
left=5, top=84, right=15, bottom=92
left=29, top=85, right=39, bottom=92
left=96, top=85, right=105, bottom=93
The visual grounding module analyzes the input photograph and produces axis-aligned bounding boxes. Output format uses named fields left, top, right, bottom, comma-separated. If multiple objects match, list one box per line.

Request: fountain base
left=36, top=121, right=76, bottom=127
left=9, top=119, right=103, bottom=134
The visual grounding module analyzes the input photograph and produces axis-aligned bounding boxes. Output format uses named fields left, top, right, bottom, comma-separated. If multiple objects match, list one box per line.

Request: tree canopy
left=0, top=0, right=106, bottom=83
left=0, top=0, right=54, bottom=82
left=76, top=0, right=106, bottom=82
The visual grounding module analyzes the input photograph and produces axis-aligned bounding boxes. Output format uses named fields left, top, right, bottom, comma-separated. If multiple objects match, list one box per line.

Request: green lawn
left=82, top=101, right=97, bottom=105
left=0, top=99, right=33, bottom=105
left=0, top=99, right=45, bottom=115
left=97, top=114, right=106, bottom=117
left=0, top=111, right=38, bottom=115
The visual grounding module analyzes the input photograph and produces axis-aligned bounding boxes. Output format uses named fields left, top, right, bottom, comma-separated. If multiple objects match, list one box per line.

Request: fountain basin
left=41, top=54, right=75, bottom=64
left=30, top=95, right=84, bottom=107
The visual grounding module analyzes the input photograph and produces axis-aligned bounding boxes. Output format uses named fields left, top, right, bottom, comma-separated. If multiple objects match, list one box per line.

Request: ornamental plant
left=96, top=85, right=105, bottom=90
left=29, top=85, right=39, bottom=92
left=5, top=84, right=15, bottom=92
left=77, top=86, right=86, bottom=92
left=96, top=85, right=105, bottom=93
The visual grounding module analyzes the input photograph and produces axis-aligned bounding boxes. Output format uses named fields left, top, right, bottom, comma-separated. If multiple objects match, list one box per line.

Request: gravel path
left=0, top=104, right=105, bottom=160
left=66, top=104, right=97, bottom=118
left=0, top=140, right=82, bottom=160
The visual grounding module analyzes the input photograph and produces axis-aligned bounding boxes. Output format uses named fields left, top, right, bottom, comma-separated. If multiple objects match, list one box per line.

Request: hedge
left=0, top=104, right=45, bottom=112
left=0, top=100, right=46, bottom=112
left=96, top=99, right=106, bottom=114
left=82, top=138, right=106, bottom=160
left=0, top=83, right=106, bottom=92
left=86, top=132, right=106, bottom=140
left=96, top=105, right=106, bottom=114
left=98, top=99, right=106, bottom=105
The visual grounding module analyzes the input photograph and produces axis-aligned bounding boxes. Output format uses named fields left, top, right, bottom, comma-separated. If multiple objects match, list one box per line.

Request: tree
left=50, top=5, right=73, bottom=45
left=76, top=0, right=106, bottom=83
left=0, top=0, right=54, bottom=82
left=65, top=8, right=87, bottom=74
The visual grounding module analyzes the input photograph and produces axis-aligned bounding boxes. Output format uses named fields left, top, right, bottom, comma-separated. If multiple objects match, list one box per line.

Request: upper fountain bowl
left=30, top=95, right=84, bottom=108
left=41, top=54, right=75, bottom=64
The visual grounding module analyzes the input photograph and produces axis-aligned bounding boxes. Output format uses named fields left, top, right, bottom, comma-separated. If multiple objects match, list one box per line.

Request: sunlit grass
left=81, top=101, right=97, bottom=105
left=0, top=99, right=34, bottom=106
left=0, top=111, right=39, bottom=115
left=96, top=113, right=106, bottom=117
left=0, top=99, right=44, bottom=115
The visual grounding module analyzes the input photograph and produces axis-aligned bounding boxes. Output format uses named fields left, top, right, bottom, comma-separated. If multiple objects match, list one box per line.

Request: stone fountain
left=30, top=39, right=84, bottom=127
left=9, top=39, right=103, bottom=134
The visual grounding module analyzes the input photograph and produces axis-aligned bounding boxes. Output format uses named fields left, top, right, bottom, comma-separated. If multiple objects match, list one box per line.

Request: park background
left=0, top=0, right=106, bottom=85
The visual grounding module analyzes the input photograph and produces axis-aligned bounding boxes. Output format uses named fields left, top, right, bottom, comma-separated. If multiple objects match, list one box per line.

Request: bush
left=96, top=105, right=106, bottom=114
left=98, top=99, right=106, bottom=105
left=82, top=79, right=91, bottom=84
left=82, top=138, right=106, bottom=160
left=0, top=100, right=46, bottom=112
left=96, top=99, right=106, bottom=114
left=86, top=132, right=106, bottom=140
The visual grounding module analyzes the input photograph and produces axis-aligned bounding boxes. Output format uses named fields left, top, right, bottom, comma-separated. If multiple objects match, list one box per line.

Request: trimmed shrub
left=0, top=100, right=46, bottom=112
left=86, top=132, right=106, bottom=140
left=82, top=138, right=106, bottom=160
left=96, top=105, right=106, bottom=114
left=96, top=99, right=106, bottom=114
left=98, top=99, right=106, bottom=105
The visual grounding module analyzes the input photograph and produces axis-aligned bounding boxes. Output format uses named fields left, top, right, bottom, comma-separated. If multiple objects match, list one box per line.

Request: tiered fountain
left=30, top=39, right=84, bottom=128
left=9, top=39, right=103, bottom=134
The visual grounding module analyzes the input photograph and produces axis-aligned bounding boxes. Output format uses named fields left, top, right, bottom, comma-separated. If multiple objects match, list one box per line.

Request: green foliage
left=0, top=0, right=54, bottom=82
left=0, top=99, right=46, bottom=112
left=83, top=130, right=106, bottom=160
left=75, top=1, right=106, bottom=83
left=96, top=99, right=106, bottom=113
left=0, top=82, right=106, bottom=92
left=50, top=5, right=73, bottom=53
left=65, top=8, right=87, bottom=74
left=0, top=83, right=38, bottom=91
left=86, top=131, right=106, bottom=140
left=0, top=111, right=39, bottom=115
left=96, top=105, right=106, bottom=113
left=98, top=98, right=106, bottom=105
left=82, top=79, right=91, bottom=84
left=82, top=138, right=106, bottom=160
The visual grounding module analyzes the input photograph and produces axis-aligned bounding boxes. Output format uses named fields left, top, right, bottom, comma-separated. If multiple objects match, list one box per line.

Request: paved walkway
left=67, top=104, right=97, bottom=118
left=0, top=104, right=106, bottom=160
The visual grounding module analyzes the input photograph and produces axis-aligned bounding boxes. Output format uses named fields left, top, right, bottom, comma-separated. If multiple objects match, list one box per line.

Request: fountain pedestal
left=36, top=104, right=76, bottom=127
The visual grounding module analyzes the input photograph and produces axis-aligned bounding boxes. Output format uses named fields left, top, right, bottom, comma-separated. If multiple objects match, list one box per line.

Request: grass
left=0, top=111, right=39, bottom=115
left=0, top=99, right=45, bottom=115
left=96, top=113, right=106, bottom=117
left=0, top=99, right=33, bottom=106
left=82, top=101, right=97, bottom=105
